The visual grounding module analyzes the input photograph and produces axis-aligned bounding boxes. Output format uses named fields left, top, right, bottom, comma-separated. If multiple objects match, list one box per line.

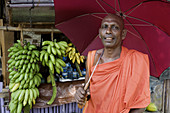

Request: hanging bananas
left=7, top=40, right=42, bottom=113
left=40, top=40, right=67, bottom=75
left=66, top=43, right=85, bottom=64
left=40, top=40, right=68, bottom=105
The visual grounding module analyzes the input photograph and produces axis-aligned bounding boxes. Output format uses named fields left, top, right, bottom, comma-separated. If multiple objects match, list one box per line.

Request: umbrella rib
left=82, top=34, right=99, bottom=54
left=124, top=17, right=158, bottom=76
left=126, top=30, right=141, bottom=40
left=100, top=0, right=118, bottom=13
left=125, top=15, right=170, bottom=36
left=117, top=0, right=121, bottom=12
left=96, top=0, right=108, bottom=13
left=125, top=24, right=153, bottom=26
left=115, top=0, right=116, bottom=11
left=55, top=13, right=107, bottom=27
left=126, top=3, right=143, bottom=16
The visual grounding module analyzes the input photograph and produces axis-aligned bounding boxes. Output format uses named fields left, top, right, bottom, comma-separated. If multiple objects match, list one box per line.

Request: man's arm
left=130, top=108, right=145, bottom=113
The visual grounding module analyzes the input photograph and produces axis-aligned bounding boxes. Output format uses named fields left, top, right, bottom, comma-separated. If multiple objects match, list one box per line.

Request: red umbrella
left=54, top=0, right=170, bottom=77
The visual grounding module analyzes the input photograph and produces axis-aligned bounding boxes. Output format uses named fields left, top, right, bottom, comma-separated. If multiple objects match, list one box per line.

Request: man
left=75, top=14, right=150, bottom=113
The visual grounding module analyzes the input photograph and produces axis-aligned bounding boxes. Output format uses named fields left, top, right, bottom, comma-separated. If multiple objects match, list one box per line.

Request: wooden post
left=161, top=68, right=170, bottom=113
left=164, top=79, right=170, bottom=113
left=0, top=19, right=14, bottom=87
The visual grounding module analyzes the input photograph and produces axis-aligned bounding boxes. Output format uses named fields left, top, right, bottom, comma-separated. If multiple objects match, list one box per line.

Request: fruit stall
left=0, top=0, right=170, bottom=113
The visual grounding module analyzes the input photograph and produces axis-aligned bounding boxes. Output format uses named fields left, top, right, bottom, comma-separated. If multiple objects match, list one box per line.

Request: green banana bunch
left=40, top=40, right=67, bottom=74
left=7, top=40, right=41, bottom=113
left=66, top=44, right=85, bottom=64
left=40, top=40, right=68, bottom=105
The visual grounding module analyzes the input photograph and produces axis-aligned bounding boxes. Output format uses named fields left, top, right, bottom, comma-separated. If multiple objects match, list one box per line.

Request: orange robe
left=83, top=46, right=150, bottom=113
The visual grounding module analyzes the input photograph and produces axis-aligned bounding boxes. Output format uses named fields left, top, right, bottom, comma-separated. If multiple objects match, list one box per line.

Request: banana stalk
left=75, top=62, right=83, bottom=77
left=47, top=70, right=57, bottom=105
left=24, top=104, right=30, bottom=113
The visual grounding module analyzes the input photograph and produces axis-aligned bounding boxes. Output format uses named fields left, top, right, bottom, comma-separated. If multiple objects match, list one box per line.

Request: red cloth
left=83, top=46, right=150, bottom=113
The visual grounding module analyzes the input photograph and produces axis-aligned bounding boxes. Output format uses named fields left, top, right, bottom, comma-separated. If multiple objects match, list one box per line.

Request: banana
left=7, top=58, right=14, bottom=64
left=9, top=82, right=15, bottom=90
left=11, top=82, right=20, bottom=92
left=28, top=45, right=37, bottom=50
left=35, top=88, right=39, bottom=97
left=54, top=42, right=60, bottom=49
left=80, top=55, right=84, bottom=63
left=40, top=50, right=46, bottom=62
left=58, top=41, right=68, bottom=48
left=49, top=41, right=54, bottom=47
left=50, top=54, right=56, bottom=65
left=55, top=60, right=62, bottom=69
left=29, top=79, right=34, bottom=89
left=12, top=72, right=20, bottom=79
left=31, top=52, right=36, bottom=58
left=61, top=50, right=65, bottom=55
left=22, top=50, right=28, bottom=54
left=14, top=90, right=21, bottom=100
left=66, top=47, right=73, bottom=53
left=42, top=41, right=51, bottom=46
left=49, top=60, right=54, bottom=72
left=51, top=46, right=57, bottom=55
left=28, top=98, right=32, bottom=109
left=75, top=53, right=80, bottom=64
left=32, top=88, right=38, bottom=99
left=30, top=57, right=34, bottom=63
left=68, top=43, right=73, bottom=47
left=23, top=83, right=29, bottom=89
left=32, top=63, right=35, bottom=70
left=55, top=66, right=61, bottom=74
left=29, top=89, right=33, bottom=101
left=17, top=102, right=23, bottom=113
left=42, top=46, right=48, bottom=50
left=47, top=45, right=51, bottom=54
left=19, top=59, right=24, bottom=65
left=56, top=58, right=66, bottom=67
left=20, top=79, right=26, bottom=86
left=33, top=97, right=36, bottom=105
left=36, top=63, right=40, bottom=72
left=23, top=89, right=29, bottom=106
left=56, top=49, right=61, bottom=56
left=9, top=71, right=17, bottom=76
left=72, top=55, right=76, bottom=64
left=9, top=101, right=18, bottom=113
left=18, top=89, right=25, bottom=102
left=37, top=73, right=42, bottom=78
left=33, top=76, right=38, bottom=87
left=44, top=52, right=49, bottom=63
left=27, top=50, right=32, bottom=55
left=24, top=73, right=29, bottom=81
left=33, top=50, right=39, bottom=57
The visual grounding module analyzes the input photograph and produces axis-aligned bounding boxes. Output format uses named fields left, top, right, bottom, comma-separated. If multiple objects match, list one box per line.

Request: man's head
left=99, top=14, right=127, bottom=48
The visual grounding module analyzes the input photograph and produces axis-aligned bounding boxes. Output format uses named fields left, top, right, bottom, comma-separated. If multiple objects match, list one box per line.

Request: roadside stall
left=0, top=0, right=170, bottom=113
left=0, top=0, right=86, bottom=113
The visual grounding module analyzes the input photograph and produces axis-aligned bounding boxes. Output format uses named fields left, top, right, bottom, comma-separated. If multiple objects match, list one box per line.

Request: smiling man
left=75, top=14, right=150, bottom=113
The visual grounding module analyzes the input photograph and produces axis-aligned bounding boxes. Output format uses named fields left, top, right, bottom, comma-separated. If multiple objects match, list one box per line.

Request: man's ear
left=122, top=29, right=127, bottom=40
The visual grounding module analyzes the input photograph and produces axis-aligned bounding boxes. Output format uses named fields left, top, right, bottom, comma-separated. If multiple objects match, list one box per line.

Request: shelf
left=59, top=77, right=85, bottom=82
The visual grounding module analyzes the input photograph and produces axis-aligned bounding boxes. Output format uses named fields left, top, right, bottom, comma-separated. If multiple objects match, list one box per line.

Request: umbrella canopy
left=54, top=0, right=170, bottom=77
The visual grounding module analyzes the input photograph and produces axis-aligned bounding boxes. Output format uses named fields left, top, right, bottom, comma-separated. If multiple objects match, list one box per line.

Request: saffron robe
left=83, top=46, right=150, bottom=113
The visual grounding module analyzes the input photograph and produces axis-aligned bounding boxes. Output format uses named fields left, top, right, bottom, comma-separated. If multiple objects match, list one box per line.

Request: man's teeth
left=106, top=38, right=112, bottom=40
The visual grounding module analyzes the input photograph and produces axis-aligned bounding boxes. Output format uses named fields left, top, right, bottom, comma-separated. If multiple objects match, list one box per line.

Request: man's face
left=99, top=15, right=125, bottom=48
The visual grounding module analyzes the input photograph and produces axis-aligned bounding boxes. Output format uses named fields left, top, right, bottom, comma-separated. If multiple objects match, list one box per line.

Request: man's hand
left=75, top=86, right=86, bottom=105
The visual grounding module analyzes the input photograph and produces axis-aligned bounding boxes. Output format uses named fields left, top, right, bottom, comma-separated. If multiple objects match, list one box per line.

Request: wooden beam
left=0, top=26, right=61, bottom=33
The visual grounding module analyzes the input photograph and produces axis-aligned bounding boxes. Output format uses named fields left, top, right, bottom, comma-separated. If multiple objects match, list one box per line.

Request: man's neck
left=103, top=46, right=122, bottom=59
